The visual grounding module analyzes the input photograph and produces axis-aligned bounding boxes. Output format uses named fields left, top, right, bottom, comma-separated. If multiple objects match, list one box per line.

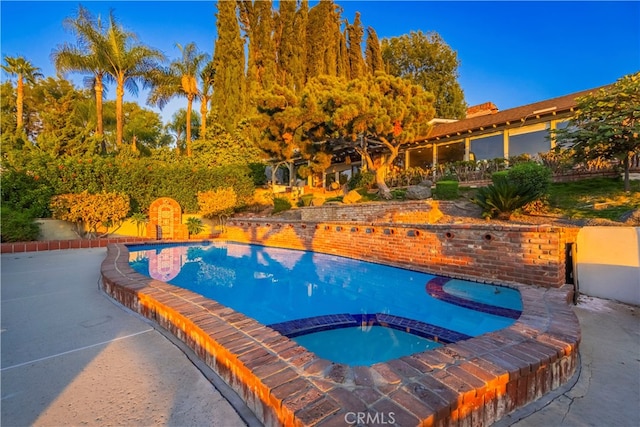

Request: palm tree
left=88, top=11, right=164, bottom=147
left=1, top=55, right=43, bottom=130
left=148, top=42, right=208, bottom=157
left=165, top=108, right=200, bottom=155
left=199, top=60, right=215, bottom=138
left=52, top=6, right=113, bottom=139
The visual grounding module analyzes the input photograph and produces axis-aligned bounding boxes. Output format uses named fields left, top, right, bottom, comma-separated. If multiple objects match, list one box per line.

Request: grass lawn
left=547, top=177, right=640, bottom=220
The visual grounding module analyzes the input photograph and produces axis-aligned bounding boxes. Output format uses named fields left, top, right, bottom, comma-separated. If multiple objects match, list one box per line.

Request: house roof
left=423, top=86, right=606, bottom=142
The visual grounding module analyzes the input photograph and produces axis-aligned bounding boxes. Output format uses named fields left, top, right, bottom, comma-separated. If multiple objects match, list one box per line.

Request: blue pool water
left=128, top=242, right=522, bottom=366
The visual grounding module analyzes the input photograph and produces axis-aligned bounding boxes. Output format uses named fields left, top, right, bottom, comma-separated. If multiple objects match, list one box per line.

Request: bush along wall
left=1, top=153, right=256, bottom=215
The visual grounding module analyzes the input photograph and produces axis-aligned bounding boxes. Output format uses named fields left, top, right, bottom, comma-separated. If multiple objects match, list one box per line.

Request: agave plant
left=471, top=177, right=539, bottom=220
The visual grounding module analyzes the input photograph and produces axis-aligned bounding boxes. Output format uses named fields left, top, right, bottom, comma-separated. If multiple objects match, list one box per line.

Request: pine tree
left=364, top=27, right=384, bottom=75
left=211, top=0, right=246, bottom=129
left=382, top=31, right=466, bottom=119
left=346, top=12, right=365, bottom=79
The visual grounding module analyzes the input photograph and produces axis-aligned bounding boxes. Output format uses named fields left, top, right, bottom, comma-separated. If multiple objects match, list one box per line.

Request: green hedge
left=1, top=206, right=40, bottom=242
left=0, top=169, right=54, bottom=217
left=434, top=180, right=459, bottom=200
left=1, top=153, right=256, bottom=215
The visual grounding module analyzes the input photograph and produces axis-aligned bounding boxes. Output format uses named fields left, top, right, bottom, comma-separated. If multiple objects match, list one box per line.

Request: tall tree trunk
left=623, top=153, right=630, bottom=192
left=115, top=76, right=124, bottom=146
left=186, top=95, right=193, bottom=157
left=94, top=76, right=104, bottom=135
left=16, top=75, right=23, bottom=130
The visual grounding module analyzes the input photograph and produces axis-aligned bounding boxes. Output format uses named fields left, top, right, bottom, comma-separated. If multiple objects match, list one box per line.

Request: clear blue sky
left=1, top=0, right=639, bottom=124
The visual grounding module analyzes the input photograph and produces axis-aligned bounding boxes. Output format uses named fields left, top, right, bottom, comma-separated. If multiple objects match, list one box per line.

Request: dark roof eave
left=421, top=85, right=606, bottom=142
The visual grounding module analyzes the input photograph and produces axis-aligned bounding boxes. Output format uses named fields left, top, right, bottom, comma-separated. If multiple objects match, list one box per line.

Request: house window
left=508, top=123, right=550, bottom=157
left=438, top=141, right=465, bottom=164
left=552, top=120, right=576, bottom=148
left=509, top=129, right=550, bottom=157
left=470, top=134, right=503, bottom=160
left=408, top=148, right=433, bottom=168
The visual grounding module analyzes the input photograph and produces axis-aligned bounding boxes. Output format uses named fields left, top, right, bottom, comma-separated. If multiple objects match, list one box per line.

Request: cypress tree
left=275, top=0, right=296, bottom=89
left=211, top=0, right=246, bottom=129
left=337, top=29, right=349, bottom=79
left=365, top=26, right=384, bottom=75
left=292, top=0, right=308, bottom=91
left=239, top=0, right=277, bottom=102
left=306, top=0, right=343, bottom=78
left=346, top=12, right=365, bottom=79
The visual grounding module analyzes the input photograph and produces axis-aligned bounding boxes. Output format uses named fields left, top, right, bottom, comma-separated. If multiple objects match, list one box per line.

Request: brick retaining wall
left=224, top=219, right=580, bottom=288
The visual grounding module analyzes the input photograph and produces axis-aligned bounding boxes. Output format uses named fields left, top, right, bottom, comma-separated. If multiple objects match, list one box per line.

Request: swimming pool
left=128, top=241, right=522, bottom=366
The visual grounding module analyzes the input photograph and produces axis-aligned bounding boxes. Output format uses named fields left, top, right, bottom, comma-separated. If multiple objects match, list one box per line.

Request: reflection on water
left=129, top=246, right=188, bottom=282
left=128, top=242, right=522, bottom=338
left=128, top=241, right=523, bottom=367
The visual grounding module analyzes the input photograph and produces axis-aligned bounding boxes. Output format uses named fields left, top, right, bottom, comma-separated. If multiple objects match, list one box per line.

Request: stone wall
left=300, top=200, right=443, bottom=224
left=224, top=219, right=580, bottom=288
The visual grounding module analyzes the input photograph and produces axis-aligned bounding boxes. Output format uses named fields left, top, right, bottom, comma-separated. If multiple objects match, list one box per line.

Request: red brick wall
left=225, top=219, right=580, bottom=288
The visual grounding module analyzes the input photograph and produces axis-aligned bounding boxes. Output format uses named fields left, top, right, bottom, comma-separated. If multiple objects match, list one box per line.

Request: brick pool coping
left=0, top=236, right=148, bottom=254
left=101, top=241, right=580, bottom=427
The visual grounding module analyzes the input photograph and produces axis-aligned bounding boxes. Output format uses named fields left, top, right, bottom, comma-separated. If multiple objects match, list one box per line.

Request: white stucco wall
left=576, top=226, right=640, bottom=306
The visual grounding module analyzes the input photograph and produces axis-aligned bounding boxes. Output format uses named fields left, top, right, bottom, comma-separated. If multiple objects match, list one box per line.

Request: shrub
left=390, top=189, right=407, bottom=200
left=491, top=170, right=509, bottom=184
left=471, top=177, right=540, bottom=220
left=0, top=206, right=40, bottom=242
left=0, top=169, right=54, bottom=217
left=272, top=197, right=292, bottom=214
left=198, top=188, right=237, bottom=222
left=434, top=181, right=459, bottom=200
left=506, top=162, right=551, bottom=198
left=49, top=191, right=130, bottom=238
left=248, top=162, right=267, bottom=186
left=347, top=170, right=376, bottom=190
